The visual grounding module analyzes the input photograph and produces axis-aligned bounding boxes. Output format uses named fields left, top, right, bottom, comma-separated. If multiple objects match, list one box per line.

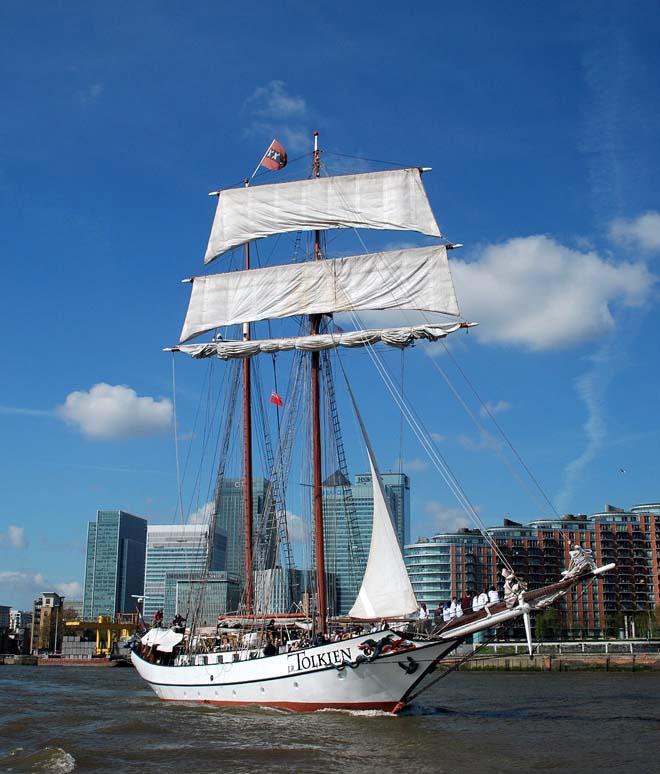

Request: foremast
left=311, top=131, right=327, bottom=633
left=242, top=179, right=254, bottom=614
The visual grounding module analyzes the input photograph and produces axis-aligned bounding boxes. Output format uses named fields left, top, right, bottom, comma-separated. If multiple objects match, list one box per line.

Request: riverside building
left=404, top=530, right=493, bottom=612
left=30, top=592, right=64, bottom=653
left=404, top=502, right=660, bottom=638
left=83, top=510, right=147, bottom=619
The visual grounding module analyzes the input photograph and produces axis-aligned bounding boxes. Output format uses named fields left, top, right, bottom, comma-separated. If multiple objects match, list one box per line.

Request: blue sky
left=2, top=1, right=659, bottom=609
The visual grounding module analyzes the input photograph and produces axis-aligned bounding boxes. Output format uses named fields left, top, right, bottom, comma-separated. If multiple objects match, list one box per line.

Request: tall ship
left=131, top=134, right=614, bottom=712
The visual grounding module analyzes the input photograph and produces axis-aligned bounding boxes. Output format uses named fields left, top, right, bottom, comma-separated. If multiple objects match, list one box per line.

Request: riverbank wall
left=452, top=653, right=660, bottom=671
left=0, top=654, right=130, bottom=667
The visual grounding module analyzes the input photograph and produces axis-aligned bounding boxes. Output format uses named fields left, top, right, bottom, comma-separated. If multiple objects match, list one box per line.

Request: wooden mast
left=311, top=130, right=327, bottom=633
left=243, top=178, right=254, bottom=614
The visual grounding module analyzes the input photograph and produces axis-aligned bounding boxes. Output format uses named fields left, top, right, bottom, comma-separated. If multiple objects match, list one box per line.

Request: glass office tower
left=143, top=524, right=226, bottom=620
left=82, top=510, right=147, bottom=619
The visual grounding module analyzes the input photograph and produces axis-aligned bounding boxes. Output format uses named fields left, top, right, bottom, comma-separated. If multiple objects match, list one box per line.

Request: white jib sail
left=204, top=168, right=441, bottom=263
left=348, top=446, right=419, bottom=619
left=181, top=245, right=458, bottom=342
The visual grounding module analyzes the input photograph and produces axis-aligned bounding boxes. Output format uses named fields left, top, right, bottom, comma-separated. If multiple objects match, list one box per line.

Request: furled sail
left=175, top=322, right=474, bottom=360
left=204, top=168, right=441, bottom=263
left=181, top=245, right=458, bottom=342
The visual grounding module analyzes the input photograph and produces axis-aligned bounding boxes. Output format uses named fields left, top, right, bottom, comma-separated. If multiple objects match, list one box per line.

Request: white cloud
left=243, top=81, right=311, bottom=153
left=80, top=82, right=103, bottom=104
left=0, top=571, right=81, bottom=609
left=56, top=581, right=82, bottom=599
left=286, top=511, right=306, bottom=543
left=479, top=400, right=511, bottom=418
left=56, top=383, right=172, bottom=440
left=245, top=80, right=307, bottom=120
left=0, top=405, right=50, bottom=416
left=423, top=501, right=471, bottom=534
left=556, top=341, right=616, bottom=512
left=0, top=525, right=27, bottom=549
left=458, top=430, right=501, bottom=452
left=452, top=235, right=655, bottom=350
left=394, top=457, right=429, bottom=473
left=610, top=211, right=660, bottom=253
left=429, top=432, right=446, bottom=443
left=187, top=500, right=214, bottom=525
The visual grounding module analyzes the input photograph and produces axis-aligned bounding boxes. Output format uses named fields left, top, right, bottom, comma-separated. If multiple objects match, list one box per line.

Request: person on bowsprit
left=488, top=586, right=500, bottom=604
left=442, top=602, right=451, bottom=623
left=478, top=588, right=489, bottom=611
left=502, top=567, right=524, bottom=607
left=563, top=544, right=596, bottom=577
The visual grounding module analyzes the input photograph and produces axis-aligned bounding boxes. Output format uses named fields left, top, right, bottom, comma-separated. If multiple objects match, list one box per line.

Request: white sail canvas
left=349, top=446, right=419, bottom=619
left=204, top=168, right=441, bottom=263
left=181, top=245, right=458, bottom=342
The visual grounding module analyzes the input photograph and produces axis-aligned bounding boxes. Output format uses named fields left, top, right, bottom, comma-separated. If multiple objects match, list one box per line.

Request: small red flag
left=261, top=139, right=287, bottom=171
left=270, top=391, right=284, bottom=408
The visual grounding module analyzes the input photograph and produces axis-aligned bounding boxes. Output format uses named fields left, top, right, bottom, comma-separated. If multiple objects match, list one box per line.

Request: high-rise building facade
left=143, top=524, right=226, bottom=621
left=83, top=510, right=147, bottom=619
left=214, top=477, right=275, bottom=588
left=163, top=571, right=240, bottom=625
left=323, top=470, right=410, bottom=615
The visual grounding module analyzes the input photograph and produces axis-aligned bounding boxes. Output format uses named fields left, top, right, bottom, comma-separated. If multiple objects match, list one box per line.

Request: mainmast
left=311, top=130, right=327, bottom=632
left=243, top=178, right=254, bottom=614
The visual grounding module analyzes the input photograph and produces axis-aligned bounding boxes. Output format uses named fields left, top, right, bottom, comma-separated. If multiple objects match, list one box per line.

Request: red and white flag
left=261, top=139, right=287, bottom=171
left=270, top=391, right=284, bottom=408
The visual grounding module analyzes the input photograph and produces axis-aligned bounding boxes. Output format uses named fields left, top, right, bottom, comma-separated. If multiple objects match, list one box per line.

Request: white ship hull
left=132, top=631, right=459, bottom=713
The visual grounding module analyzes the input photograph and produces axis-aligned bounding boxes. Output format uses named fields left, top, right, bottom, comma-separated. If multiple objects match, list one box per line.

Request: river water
left=1, top=666, right=658, bottom=773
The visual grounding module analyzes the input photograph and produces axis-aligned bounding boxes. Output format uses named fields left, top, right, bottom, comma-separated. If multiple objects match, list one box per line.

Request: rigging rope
left=320, top=157, right=556, bottom=546
left=439, top=342, right=561, bottom=518
left=320, top=158, right=513, bottom=570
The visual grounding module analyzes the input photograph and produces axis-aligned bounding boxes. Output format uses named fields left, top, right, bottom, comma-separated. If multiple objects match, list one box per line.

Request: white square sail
left=204, top=168, right=441, bottom=263
left=181, top=245, right=459, bottom=342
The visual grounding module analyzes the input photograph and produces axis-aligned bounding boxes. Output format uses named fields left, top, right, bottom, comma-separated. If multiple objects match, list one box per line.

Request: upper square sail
left=181, top=245, right=459, bottom=342
left=204, top=168, right=441, bottom=264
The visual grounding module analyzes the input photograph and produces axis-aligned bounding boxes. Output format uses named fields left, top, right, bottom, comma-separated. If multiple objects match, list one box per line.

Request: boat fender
left=397, top=656, right=418, bottom=675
